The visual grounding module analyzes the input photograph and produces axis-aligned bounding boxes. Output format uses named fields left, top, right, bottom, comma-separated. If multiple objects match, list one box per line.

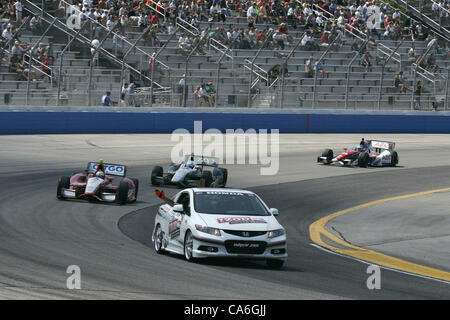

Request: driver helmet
left=357, top=144, right=366, bottom=152
left=95, top=171, right=105, bottom=179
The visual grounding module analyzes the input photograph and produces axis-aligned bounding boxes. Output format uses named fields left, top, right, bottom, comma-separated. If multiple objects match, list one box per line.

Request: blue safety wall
left=1, top=111, right=450, bottom=134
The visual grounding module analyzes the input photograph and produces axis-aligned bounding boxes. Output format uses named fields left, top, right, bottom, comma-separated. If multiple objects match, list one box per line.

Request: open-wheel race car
left=317, top=139, right=399, bottom=168
left=150, top=154, right=228, bottom=188
left=56, top=161, right=139, bottom=204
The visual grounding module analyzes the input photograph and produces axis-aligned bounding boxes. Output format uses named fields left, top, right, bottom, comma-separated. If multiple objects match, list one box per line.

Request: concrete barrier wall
left=1, top=111, right=450, bottom=134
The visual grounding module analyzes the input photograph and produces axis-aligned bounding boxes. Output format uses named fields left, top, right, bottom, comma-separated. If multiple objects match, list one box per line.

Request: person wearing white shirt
left=301, top=33, right=311, bottom=46
left=316, top=15, right=323, bottom=27
left=14, top=1, right=23, bottom=24
left=2, top=27, right=13, bottom=42
left=247, top=5, right=256, bottom=18
left=91, top=37, right=100, bottom=66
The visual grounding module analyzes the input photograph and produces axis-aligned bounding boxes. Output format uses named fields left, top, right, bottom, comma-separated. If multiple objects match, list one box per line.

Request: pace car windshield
left=194, top=191, right=270, bottom=216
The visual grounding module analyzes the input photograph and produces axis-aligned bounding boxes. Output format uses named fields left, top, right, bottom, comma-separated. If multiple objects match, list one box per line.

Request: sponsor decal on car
left=217, top=217, right=267, bottom=224
left=87, top=162, right=126, bottom=176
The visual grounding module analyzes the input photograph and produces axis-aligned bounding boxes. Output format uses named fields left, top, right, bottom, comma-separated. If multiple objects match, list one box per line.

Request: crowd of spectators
left=1, top=0, right=449, bottom=110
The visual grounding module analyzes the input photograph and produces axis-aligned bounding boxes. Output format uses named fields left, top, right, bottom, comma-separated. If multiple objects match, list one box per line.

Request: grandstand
left=0, top=0, right=448, bottom=110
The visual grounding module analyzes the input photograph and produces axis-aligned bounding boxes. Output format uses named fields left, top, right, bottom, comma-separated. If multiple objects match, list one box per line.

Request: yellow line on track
left=310, top=188, right=450, bottom=282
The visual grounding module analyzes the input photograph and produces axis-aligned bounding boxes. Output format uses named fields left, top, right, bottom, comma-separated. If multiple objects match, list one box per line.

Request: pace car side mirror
left=173, top=204, right=184, bottom=213
left=270, top=208, right=279, bottom=216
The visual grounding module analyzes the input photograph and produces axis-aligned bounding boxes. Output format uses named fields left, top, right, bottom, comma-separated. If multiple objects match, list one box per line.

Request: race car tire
left=117, top=181, right=129, bottom=205
left=201, top=170, right=213, bottom=187
left=154, top=224, right=164, bottom=254
left=151, top=166, right=164, bottom=186
left=391, top=151, right=399, bottom=167
left=56, top=176, right=70, bottom=199
left=321, top=149, right=333, bottom=164
left=213, top=167, right=228, bottom=187
left=358, top=152, right=369, bottom=168
left=219, top=168, right=228, bottom=186
left=266, top=259, right=284, bottom=269
left=131, top=178, right=139, bottom=202
left=184, top=230, right=196, bottom=262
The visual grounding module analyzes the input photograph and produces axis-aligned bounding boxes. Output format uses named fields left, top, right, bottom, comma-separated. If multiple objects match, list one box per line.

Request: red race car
left=317, top=140, right=399, bottom=168
left=56, top=162, right=139, bottom=204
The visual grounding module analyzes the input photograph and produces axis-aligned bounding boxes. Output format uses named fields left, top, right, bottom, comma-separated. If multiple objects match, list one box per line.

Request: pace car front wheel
left=266, top=259, right=284, bottom=269
left=154, top=225, right=164, bottom=254
left=184, top=231, right=195, bottom=262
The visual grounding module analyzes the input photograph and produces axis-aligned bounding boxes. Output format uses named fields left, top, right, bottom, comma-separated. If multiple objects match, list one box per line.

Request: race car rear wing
left=86, top=162, right=127, bottom=177
left=369, top=140, right=395, bottom=150
left=185, top=155, right=218, bottom=167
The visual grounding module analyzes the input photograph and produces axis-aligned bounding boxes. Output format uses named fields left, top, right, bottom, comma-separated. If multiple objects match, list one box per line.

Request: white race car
left=152, top=188, right=287, bottom=269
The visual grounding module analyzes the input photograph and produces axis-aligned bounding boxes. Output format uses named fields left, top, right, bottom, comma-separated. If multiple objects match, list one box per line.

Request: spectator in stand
left=360, top=50, right=372, bottom=73
left=14, top=0, right=22, bottom=25
left=393, top=72, right=411, bottom=94
left=198, top=83, right=210, bottom=106
left=29, top=14, right=42, bottom=35
left=426, top=53, right=439, bottom=73
left=414, top=80, right=422, bottom=109
left=125, top=83, right=136, bottom=107
left=408, top=47, right=416, bottom=65
left=305, top=56, right=314, bottom=78
left=205, top=81, right=215, bottom=106
left=91, top=36, right=100, bottom=67
left=267, top=64, right=281, bottom=85
left=101, top=91, right=116, bottom=106
left=11, top=40, right=21, bottom=56
left=314, top=59, right=325, bottom=78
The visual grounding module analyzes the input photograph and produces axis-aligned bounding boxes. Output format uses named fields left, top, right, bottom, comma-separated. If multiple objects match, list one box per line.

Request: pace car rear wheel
left=151, top=166, right=163, bottom=186
left=184, top=231, right=195, bottom=262
left=117, top=181, right=129, bottom=205
left=154, top=224, right=164, bottom=254
left=56, top=176, right=70, bottom=199
left=358, top=152, right=369, bottom=168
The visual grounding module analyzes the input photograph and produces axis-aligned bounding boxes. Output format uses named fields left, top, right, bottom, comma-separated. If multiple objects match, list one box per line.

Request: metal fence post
left=119, top=28, right=150, bottom=107
left=377, top=40, right=403, bottom=110
left=57, top=21, right=88, bottom=106
left=344, top=40, right=368, bottom=109
left=87, top=26, right=117, bottom=106
left=312, top=37, right=338, bottom=109
left=410, top=44, right=435, bottom=110
left=445, top=67, right=449, bottom=111
left=247, top=30, right=274, bottom=108
left=183, top=34, right=205, bottom=108
left=26, top=17, right=58, bottom=106
left=149, top=27, right=179, bottom=108
left=215, top=49, right=229, bottom=108
left=279, top=32, right=305, bottom=109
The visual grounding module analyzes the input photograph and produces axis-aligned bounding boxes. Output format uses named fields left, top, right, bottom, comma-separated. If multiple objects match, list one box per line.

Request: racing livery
left=56, top=162, right=139, bottom=204
left=151, top=154, right=228, bottom=188
left=152, top=188, right=287, bottom=269
left=317, top=140, right=399, bottom=167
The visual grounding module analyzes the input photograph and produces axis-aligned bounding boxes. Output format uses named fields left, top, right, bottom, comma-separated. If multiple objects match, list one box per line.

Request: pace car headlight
left=195, top=225, right=221, bottom=236
left=268, top=229, right=285, bottom=238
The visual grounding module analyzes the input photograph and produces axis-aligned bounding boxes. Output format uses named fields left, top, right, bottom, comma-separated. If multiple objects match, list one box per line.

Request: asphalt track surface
left=0, top=134, right=449, bottom=299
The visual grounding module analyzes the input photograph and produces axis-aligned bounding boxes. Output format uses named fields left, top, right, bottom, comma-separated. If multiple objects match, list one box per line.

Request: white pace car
left=152, top=188, right=287, bottom=269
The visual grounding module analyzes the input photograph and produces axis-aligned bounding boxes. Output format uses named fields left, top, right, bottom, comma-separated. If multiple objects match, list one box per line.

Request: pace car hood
left=197, top=213, right=280, bottom=231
